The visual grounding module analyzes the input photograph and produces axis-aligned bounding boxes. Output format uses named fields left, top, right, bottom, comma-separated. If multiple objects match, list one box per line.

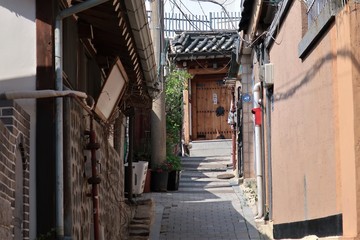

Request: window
left=306, top=0, right=329, bottom=28
left=298, top=0, right=346, bottom=58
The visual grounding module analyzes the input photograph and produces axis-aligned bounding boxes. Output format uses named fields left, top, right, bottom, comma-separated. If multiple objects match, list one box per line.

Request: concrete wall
left=0, top=2, right=37, bottom=238
left=269, top=0, right=339, bottom=225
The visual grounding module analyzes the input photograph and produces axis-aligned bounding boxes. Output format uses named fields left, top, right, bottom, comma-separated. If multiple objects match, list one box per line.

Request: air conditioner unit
left=259, top=63, right=274, bottom=85
left=264, top=63, right=274, bottom=84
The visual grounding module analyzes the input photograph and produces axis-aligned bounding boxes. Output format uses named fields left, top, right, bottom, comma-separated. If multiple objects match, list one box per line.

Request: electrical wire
left=197, top=0, right=214, bottom=31
left=196, top=0, right=237, bottom=29
left=194, top=58, right=232, bottom=73
left=263, top=0, right=285, bottom=46
left=169, top=0, right=203, bottom=31
left=169, top=0, right=213, bottom=31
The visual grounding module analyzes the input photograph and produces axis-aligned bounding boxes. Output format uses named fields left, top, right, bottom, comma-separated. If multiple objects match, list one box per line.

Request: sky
left=145, top=0, right=241, bottom=37
left=164, top=0, right=240, bottom=15
left=146, top=0, right=240, bottom=15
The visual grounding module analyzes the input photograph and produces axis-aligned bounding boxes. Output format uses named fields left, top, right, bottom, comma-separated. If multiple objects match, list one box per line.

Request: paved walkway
left=141, top=155, right=270, bottom=240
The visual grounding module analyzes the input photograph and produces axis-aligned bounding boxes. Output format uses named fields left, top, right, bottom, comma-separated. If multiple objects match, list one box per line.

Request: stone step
left=189, top=139, right=232, bottom=157
left=181, top=156, right=230, bottom=162
left=180, top=182, right=231, bottom=188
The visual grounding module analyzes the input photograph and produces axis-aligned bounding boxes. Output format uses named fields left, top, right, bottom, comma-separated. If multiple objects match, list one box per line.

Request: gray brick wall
left=0, top=100, right=30, bottom=240
left=65, top=98, right=132, bottom=239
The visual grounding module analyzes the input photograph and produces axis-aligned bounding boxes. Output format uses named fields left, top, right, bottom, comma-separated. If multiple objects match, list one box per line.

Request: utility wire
left=169, top=0, right=203, bottom=31
left=196, top=0, right=237, bottom=29
left=169, top=0, right=213, bottom=31
left=197, top=0, right=214, bottom=31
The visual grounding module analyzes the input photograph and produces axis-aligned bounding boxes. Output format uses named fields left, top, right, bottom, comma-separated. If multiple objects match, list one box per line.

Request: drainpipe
left=237, top=86, right=243, bottom=178
left=231, top=86, right=237, bottom=172
left=124, top=107, right=135, bottom=203
left=85, top=117, right=101, bottom=240
left=265, top=86, right=273, bottom=220
left=252, top=82, right=263, bottom=219
left=55, top=0, right=109, bottom=238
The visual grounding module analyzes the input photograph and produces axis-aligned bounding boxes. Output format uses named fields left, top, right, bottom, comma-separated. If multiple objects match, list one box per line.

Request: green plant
left=153, top=161, right=172, bottom=173
left=134, top=151, right=150, bottom=162
left=36, top=228, right=57, bottom=240
left=166, top=153, right=181, bottom=171
left=165, top=66, right=192, bottom=153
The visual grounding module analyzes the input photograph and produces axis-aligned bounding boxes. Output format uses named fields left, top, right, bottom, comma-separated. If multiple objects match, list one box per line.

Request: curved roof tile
left=170, top=31, right=238, bottom=58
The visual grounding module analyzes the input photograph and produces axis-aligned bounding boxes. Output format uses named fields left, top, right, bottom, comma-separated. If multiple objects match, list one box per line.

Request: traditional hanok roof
left=169, top=31, right=238, bottom=60
left=73, top=0, right=156, bottom=108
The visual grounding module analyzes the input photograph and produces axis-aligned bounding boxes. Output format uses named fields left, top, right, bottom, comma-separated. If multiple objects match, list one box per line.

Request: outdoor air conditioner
left=264, top=63, right=274, bottom=84
left=259, top=63, right=274, bottom=85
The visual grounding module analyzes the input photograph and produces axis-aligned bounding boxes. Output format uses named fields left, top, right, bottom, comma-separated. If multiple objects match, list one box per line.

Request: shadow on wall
left=274, top=49, right=359, bottom=102
left=0, top=0, right=36, bottom=22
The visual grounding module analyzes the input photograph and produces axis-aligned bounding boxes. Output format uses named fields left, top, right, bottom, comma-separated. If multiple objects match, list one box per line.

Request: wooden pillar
left=36, top=0, right=57, bottom=236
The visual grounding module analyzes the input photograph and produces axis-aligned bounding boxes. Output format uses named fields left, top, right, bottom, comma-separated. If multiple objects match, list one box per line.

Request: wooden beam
left=183, top=80, right=190, bottom=144
left=188, top=67, right=229, bottom=75
left=36, top=0, right=56, bottom=236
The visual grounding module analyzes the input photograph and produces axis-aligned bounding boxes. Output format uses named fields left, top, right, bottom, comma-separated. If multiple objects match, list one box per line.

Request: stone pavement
left=139, top=154, right=270, bottom=240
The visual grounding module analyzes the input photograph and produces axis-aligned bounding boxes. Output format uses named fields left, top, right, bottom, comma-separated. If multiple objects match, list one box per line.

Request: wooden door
left=191, top=75, right=232, bottom=140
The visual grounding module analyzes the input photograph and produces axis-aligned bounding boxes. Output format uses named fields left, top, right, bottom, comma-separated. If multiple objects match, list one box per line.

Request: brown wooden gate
left=191, top=75, right=232, bottom=140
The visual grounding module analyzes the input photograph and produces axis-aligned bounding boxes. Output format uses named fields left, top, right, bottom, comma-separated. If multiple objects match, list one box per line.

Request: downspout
left=265, top=86, right=273, bottom=220
left=124, top=107, right=135, bottom=203
left=263, top=49, right=273, bottom=221
left=55, top=0, right=109, bottom=238
left=85, top=117, right=101, bottom=240
left=237, top=86, right=243, bottom=178
left=252, top=82, right=263, bottom=219
left=231, top=86, right=237, bottom=171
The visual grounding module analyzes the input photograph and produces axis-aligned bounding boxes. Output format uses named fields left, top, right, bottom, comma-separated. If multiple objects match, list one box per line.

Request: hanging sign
left=213, top=93, right=218, bottom=104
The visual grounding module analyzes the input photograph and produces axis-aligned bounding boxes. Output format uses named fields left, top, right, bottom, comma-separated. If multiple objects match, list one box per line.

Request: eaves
left=170, top=52, right=233, bottom=61
left=264, top=0, right=293, bottom=49
left=125, top=1, right=157, bottom=86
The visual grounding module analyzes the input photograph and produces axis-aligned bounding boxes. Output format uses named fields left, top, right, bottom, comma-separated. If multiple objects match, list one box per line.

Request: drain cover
left=217, top=173, right=235, bottom=179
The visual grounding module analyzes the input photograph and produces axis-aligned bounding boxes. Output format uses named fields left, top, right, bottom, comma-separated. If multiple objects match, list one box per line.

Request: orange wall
left=337, top=3, right=360, bottom=238
left=268, top=0, right=339, bottom=224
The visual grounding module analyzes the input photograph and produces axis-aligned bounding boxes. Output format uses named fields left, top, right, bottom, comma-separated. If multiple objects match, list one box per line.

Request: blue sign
left=243, top=93, right=251, bottom=103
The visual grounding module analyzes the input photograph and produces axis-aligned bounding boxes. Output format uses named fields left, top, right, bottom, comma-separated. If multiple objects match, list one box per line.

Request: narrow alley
left=141, top=140, right=269, bottom=240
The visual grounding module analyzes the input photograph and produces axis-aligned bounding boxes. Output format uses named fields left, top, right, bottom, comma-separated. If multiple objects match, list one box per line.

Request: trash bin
left=125, top=161, right=148, bottom=195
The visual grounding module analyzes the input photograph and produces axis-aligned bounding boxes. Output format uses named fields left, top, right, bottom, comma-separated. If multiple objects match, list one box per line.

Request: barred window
left=306, top=0, right=328, bottom=28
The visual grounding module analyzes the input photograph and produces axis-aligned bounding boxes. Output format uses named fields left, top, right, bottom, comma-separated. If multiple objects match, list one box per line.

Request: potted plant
left=166, top=154, right=182, bottom=191
left=150, top=161, right=171, bottom=192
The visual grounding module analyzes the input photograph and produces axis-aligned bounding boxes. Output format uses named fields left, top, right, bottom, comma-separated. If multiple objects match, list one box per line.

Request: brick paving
left=141, top=155, right=269, bottom=240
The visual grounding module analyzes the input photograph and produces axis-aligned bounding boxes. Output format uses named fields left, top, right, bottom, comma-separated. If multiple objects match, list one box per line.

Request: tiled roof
left=169, top=31, right=238, bottom=58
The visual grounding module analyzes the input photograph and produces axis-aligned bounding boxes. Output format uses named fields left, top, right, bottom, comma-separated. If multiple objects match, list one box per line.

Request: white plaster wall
left=0, top=1, right=37, bottom=239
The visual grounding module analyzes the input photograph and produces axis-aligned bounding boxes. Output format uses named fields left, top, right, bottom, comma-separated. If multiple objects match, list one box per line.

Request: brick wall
left=0, top=100, right=30, bottom=240
left=65, top=98, right=133, bottom=239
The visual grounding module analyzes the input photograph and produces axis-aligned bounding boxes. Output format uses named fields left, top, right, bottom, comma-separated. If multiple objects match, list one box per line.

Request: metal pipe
left=54, top=17, right=64, bottom=238
left=58, top=0, right=109, bottom=19
left=237, top=86, right=243, bottom=178
left=89, top=119, right=100, bottom=240
left=55, top=0, right=110, bottom=238
left=128, top=108, right=135, bottom=203
left=265, top=86, right=273, bottom=220
left=0, top=90, right=87, bottom=100
left=263, top=49, right=273, bottom=221
left=231, top=86, right=237, bottom=172
left=253, top=82, right=263, bottom=219
left=260, top=82, right=266, bottom=217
